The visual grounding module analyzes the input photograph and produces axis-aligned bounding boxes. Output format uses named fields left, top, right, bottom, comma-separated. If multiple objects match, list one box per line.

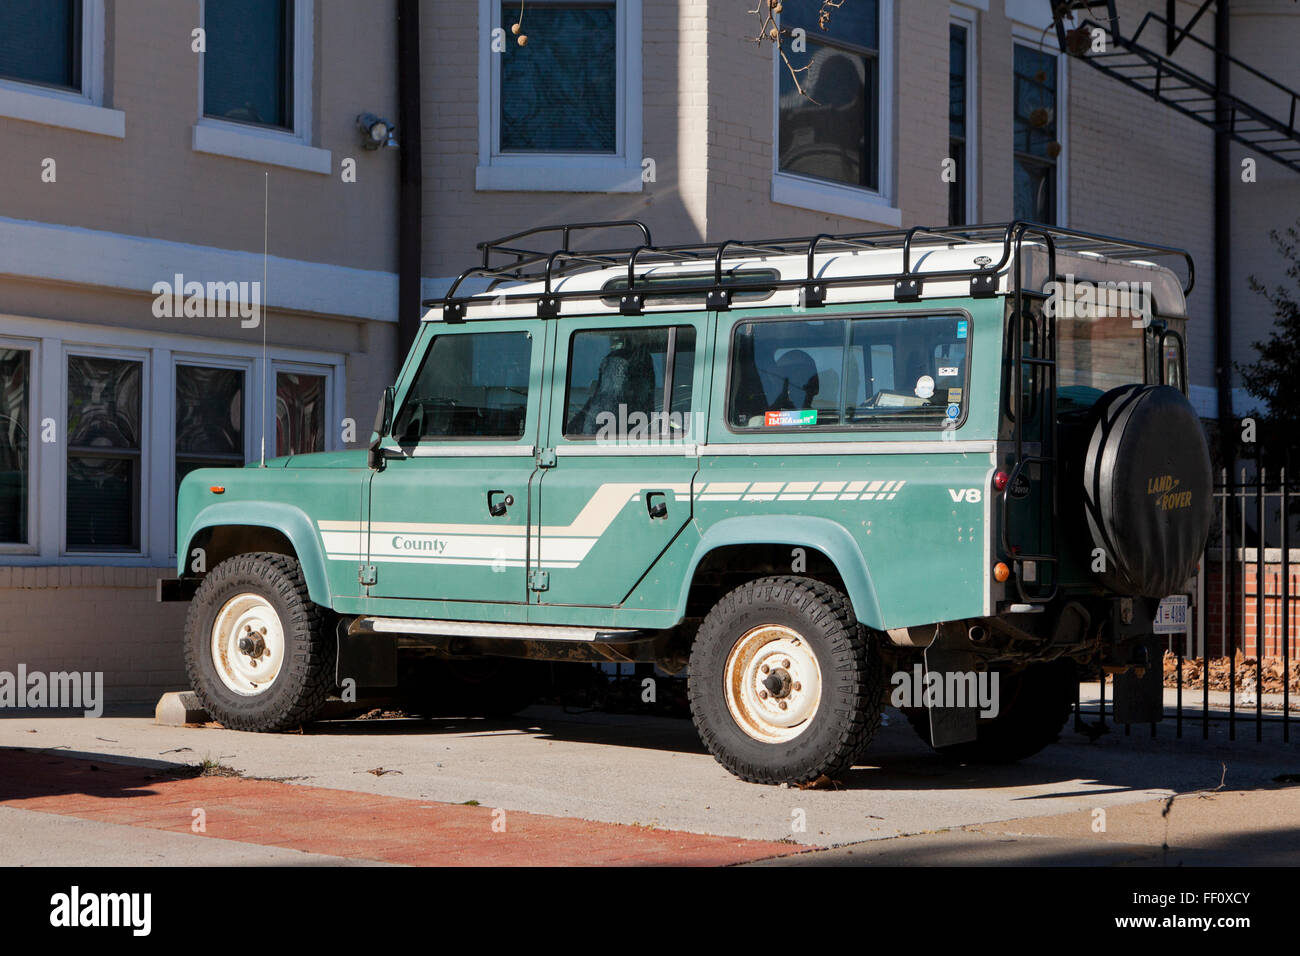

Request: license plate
left=1153, top=594, right=1189, bottom=634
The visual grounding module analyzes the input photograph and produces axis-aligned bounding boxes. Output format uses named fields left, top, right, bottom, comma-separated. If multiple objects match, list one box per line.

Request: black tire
left=184, top=552, right=335, bottom=732
left=687, top=576, right=884, bottom=785
left=402, top=656, right=541, bottom=718
left=905, top=660, right=1076, bottom=763
left=1063, top=384, right=1213, bottom=597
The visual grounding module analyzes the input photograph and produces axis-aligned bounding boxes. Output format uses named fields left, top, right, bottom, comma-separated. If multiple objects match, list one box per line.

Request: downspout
left=1213, top=0, right=1233, bottom=468
left=396, top=0, right=423, bottom=360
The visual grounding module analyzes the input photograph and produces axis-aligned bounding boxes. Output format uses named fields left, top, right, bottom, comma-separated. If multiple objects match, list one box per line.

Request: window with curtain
left=276, top=371, right=326, bottom=457
left=204, top=0, right=294, bottom=129
left=777, top=0, right=881, bottom=192
left=67, top=356, right=142, bottom=552
left=1014, top=43, right=1059, bottom=224
left=0, top=0, right=82, bottom=91
left=499, top=2, right=617, bottom=152
left=176, top=365, right=245, bottom=499
left=0, top=350, right=31, bottom=545
left=948, top=22, right=969, bottom=226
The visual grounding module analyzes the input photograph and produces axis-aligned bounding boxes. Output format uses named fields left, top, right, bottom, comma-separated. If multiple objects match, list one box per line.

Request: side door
left=365, top=320, right=546, bottom=605
left=533, top=315, right=704, bottom=607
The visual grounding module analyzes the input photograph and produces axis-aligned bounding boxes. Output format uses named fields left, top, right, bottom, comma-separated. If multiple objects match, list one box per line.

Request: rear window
left=728, top=314, right=970, bottom=430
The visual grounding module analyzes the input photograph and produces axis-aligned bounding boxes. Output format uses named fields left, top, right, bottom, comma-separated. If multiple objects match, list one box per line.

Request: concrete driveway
left=1, top=703, right=1297, bottom=865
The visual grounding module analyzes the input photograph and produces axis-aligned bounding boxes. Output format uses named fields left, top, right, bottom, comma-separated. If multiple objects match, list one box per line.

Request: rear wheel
left=184, top=552, right=336, bottom=732
left=688, top=576, right=884, bottom=785
left=905, top=659, right=1076, bottom=763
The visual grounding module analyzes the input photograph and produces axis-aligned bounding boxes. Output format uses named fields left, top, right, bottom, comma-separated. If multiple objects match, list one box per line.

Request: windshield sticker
left=914, top=375, right=935, bottom=400
left=949, top=388, right=963, bottom=402
left=957, top=319, right=968, bottom=339
left=765, top=409, right=818, bottom=427
left=938, top=366, right=959, bottom=377
left=946, top=403, right=961, bottom=420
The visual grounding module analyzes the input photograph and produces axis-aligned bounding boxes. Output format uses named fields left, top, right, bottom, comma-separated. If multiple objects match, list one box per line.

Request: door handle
left=488, top=489, right=514, bottom=517
left=645, top=491, right=668, bottom=519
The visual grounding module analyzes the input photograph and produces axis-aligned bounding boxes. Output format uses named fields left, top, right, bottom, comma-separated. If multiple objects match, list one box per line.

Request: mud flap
left=336, top=622, right=398, bottom=689
left=1111, top=634, right=1165, bottom=725
left=922, top=626, right=980, bottom=748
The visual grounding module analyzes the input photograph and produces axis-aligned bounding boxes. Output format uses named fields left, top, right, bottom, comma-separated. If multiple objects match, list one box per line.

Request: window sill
left=476, top=159, right=644, bottom=193
left=0, top=82, right=124, bottom=138
left=192, top=122, right=331, bottom=175
left=771, top=172, right=902, bottom=227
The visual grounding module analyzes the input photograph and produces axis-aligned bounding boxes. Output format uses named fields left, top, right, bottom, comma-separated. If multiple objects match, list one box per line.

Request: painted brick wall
left=0, top=568, right=189, bottom=710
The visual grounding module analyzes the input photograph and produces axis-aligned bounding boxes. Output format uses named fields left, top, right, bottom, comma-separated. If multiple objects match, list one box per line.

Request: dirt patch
left=1164, top=650, right=1300, bottom=694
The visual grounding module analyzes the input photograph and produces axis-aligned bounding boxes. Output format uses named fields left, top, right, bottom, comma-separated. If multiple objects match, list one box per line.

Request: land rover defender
left=164, top=221, right=1213, bottom=785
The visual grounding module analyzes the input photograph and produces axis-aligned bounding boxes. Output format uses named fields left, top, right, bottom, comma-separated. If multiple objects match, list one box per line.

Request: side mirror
left=368, top=386, right=395, bottom=470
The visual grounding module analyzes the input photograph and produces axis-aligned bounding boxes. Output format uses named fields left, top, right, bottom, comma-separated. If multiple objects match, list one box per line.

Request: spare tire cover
left=1079, top=385, right=1213, bottom=598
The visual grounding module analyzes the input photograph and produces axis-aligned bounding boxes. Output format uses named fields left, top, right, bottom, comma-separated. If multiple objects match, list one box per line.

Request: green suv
left=165, top=221, right=1213, bottom=785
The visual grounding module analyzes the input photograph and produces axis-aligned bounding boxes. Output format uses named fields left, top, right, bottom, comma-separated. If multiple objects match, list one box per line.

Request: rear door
left=532, top=315, right=705, bottom=607
left=365, top=320, right=546, bottom=605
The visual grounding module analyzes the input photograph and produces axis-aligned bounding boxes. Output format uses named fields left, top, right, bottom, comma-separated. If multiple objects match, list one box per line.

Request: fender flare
left=178, top=501, right=335, bottom=607
left=675, top=515, right=883, bottom=628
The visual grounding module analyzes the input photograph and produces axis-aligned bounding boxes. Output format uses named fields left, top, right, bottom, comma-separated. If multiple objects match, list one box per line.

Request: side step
left=352, top=616, right=643, bottom=644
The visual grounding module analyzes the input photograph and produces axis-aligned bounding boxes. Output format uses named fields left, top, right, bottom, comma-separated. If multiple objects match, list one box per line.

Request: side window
left=564, top=326, right=696, bottom=440
left=729, top=315, right=969, bottom=430
left=395, top=331, right=532, bottom=442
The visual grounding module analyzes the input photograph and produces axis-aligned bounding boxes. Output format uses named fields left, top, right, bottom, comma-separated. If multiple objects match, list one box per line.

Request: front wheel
left=184, top=552, right=336, bottom=732
left=687, top=576, right=884, bottom=785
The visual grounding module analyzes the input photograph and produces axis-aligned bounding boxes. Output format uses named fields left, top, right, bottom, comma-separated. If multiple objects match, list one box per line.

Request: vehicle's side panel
left=654, top=297, right=1007, bottom=629
left=362, top=320, right=547, bottom=607
left=533, top=314, right=705, bottom=607
left=177, top=459, right=370, bottom=608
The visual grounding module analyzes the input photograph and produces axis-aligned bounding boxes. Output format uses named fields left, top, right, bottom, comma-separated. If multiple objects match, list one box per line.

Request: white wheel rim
left=723, top=624, right=822, bottom=744
left=210, top=592, right=285, bottom=696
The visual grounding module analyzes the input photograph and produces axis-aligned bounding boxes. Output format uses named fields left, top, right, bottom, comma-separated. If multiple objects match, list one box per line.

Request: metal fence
left=1076, top=470, right=1298, bottom=743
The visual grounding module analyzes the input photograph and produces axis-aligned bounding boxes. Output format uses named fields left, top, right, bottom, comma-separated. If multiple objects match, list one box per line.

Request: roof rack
left=425, top=220, right=1195, bottom=322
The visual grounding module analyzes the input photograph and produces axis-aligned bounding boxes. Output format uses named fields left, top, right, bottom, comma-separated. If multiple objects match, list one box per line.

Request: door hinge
left=358, top=565, right=378, bottom=586
left=537, top=449, right=557, bottom=467
left=528, top=571, right=550, bottom=592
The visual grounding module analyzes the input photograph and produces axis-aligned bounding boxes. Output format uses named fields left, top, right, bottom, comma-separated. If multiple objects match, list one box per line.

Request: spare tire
left=1072, top=384, right=1212, bottom=597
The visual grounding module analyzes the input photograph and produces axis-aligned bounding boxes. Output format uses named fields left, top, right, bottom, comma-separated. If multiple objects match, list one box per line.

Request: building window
left=1013, top=43, right=1060, bottom=224
left=192, top=0, right=325, bottom=173
left=0, top=349, right=31, bottom=545
left=948, top=15, right=977, bottom=226
left=0, top=0, right=82, bottom=91
left=203, top=0, right=293, bottom=130
left=275, top=370, right=327, bottom=457
left=176, top=365, right=245, bottom=499
left=778, top=0, right=881, bottom=192
left=66, top=356, right=142, bottom=552
left=500, top=3, right=615, bottom=153
left=477, top=0, right=643, bottom=192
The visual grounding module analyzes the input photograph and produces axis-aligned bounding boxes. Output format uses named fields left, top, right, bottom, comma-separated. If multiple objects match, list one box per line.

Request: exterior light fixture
left=357, top=113, right=397, bottom=150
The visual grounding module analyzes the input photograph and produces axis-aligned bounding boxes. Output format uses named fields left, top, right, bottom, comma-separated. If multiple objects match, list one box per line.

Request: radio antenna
left=259, top=171, right=269, bottom=467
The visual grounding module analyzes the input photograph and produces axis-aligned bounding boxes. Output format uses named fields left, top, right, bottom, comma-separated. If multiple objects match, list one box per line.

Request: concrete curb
left=154, top=690, right=209, bottom=726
